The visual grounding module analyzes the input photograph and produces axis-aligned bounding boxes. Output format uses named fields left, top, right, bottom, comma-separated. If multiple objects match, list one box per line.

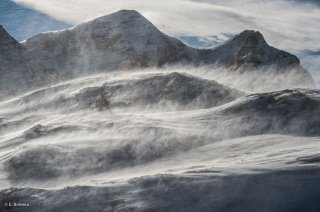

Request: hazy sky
left=1, top=0, right=320, bottom=83
left=0, top=0, right=70, bottom=41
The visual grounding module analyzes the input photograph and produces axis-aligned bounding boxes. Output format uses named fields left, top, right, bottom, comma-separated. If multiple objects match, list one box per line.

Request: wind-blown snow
left=18, top=10, right=315, bottom=94
left=0, top=9, right=319, bottom=212
left=0, top=67, right=320, bottom=211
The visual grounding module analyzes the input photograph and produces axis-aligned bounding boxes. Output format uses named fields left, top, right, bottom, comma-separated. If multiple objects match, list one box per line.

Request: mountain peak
left=0, top=25, right=12, bottom=39
left=22, top=12, right=315, bottom=89
left=89, top=9, right=148, bottom=26
left=113, top=9, right=144, bottom=17
left=0, top=25, right=22, bottom=51
left=231, top=30, right=266, bottom=46
left=207, top=29, right=303, bottom=69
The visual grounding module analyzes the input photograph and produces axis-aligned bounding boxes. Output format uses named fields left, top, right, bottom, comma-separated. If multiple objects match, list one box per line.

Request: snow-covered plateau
left=0, top=10, right=319, bottom=212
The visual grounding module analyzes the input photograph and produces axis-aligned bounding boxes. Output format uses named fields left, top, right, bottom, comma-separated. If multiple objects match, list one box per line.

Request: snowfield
left=0, top=68, right=320, bottom=212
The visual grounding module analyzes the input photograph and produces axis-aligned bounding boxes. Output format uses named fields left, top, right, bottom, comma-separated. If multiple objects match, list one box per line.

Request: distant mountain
left=0, top=26, right=58, bottom=98
left=22, top=10, right=315, bottom=87
left=199, top=30, right=303, bottom=69
left=0, top=10, right=315, bottom=98
left=302, top=49, right=320, bottom=56
left=290, top=0, right=320, bottom=6
left=22, top=10, right=195, bottom=79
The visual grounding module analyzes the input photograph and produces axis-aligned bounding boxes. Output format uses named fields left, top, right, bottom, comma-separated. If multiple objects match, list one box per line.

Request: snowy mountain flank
left=0, top=9, right=320, bottom=212
left=21, top=10, right=314, bottom=87
left=0, top=26, right=58, bottom=98
left=22, top=10, right=195, bottom=79
left=0, top=10, right=315, bottom=98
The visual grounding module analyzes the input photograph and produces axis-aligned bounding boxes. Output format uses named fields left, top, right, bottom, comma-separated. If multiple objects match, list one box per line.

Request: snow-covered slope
left=199, top=30, right=302, bottom=68
left=22, top=10, right=195, bottom=79
left=0, top=26, right=58, bottom=98
left=197, top=30, right=315, bottom=89
left=195, top=89, right=320, bottom=138
left=0, top=68, right=319, bottom=211
left=221, top=89, right=320, bottom=136
left=4, top=71, right=244, bottom=113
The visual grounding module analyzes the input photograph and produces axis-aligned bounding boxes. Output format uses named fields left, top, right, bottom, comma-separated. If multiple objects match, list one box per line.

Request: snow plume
left=299, top=50, right=320, bottom=86
left=184, top=65, right=316, bottom=92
